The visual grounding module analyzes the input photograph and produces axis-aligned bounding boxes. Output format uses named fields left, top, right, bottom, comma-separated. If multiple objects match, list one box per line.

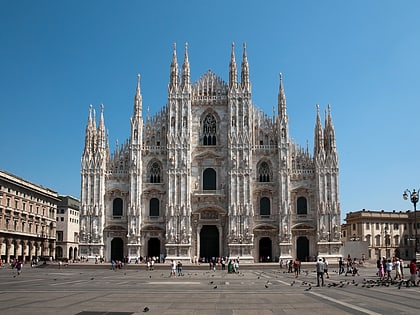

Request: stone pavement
left=0, top=262, right=419, bottom=315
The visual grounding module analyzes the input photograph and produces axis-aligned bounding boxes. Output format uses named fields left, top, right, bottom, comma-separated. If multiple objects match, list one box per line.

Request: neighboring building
left=56, top=195, right=80, bottom=260
left=80, top=43, right=341, bottom=263
left=342, top=209, right=419, bottom=260
left=0, top=170, right=59, bottom=263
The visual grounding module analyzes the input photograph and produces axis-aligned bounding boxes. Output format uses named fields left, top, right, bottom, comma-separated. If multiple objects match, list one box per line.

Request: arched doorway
left=111, top=238, right=124, bottom=261
left=259, top=237, right=272, bottom=262
left=148, top=238, right=160, bottom=259
left=68, top=247, right=73, bottom=260
left=56, top=246, right=63, bottom=258
left=200, top=225, right=219, bottom=260
left=296, top=236, right=309, bottom=262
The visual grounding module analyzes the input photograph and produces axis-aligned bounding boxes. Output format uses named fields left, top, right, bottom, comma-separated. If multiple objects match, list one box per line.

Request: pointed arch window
left=260, top=197, right=271, bottom=216
left=258, top=162, right=271, bottom=182
left=149, top=198, right=159, bottom=217
left=203, top=114, right=217, bottom=145
left=203, top=168, right=216, bottom=190
left=149, top=162, right=162, bottom=183
left=113, top=198, right=123, bottom=217
left=297, top=197, right=307, bottom=215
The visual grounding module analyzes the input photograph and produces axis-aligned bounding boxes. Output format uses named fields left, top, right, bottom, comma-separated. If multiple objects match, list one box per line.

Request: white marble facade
left=79, top=43, right=341, bottom=263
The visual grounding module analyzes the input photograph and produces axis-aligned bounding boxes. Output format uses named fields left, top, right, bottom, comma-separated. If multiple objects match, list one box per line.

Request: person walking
left=170, top=260, right=176, bottom=277
left=323, top=257, right=329, bottom=279
left=385, top=259, right=393, bottom=281
left=338, top=257, right=344, bottom=275
left=409, top=258, right=418, bottom=286
left=177, top=261, right=183, bottom=276
left=316, top=258, right=325, bottom=287
left=394, top=257, right=402, bottom=280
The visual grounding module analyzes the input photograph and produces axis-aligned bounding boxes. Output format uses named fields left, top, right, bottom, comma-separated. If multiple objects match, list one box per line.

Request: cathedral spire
left=83, top=104, right=94, bottom=154
left=133, top=74, right=142, bottom=116
left=98, top=103, right=106, bottom=150
left=181, top=42, right=190, bottom=88
left=229, top=42, right=237, bottom=89
left=325, top=104, right=337, bottom=154
left=241, top=42, right=250, bottom=91
left=169, top=43, right=179, bottom=90
left=314, top=104, right=324, bottom=157
left=278, top=73, right=287, bottom=119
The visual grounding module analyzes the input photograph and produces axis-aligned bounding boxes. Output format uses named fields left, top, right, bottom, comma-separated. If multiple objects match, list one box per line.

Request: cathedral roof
left=191, top=70, right=228, bottom=101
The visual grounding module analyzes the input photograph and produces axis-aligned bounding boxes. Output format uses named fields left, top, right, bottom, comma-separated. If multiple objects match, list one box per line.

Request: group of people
left=376, top=256, right=419, bottom=286
left=376, top=256, right=404, bottom=281
left=315, top=257, right=330, bottom=286
left=170, top=260, right=183, bottom=277
left=280, top=258, right=302, bottom=278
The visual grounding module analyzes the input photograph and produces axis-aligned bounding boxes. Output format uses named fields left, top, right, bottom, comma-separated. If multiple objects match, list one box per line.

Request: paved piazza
left=0, top=263, right=419, bottom=315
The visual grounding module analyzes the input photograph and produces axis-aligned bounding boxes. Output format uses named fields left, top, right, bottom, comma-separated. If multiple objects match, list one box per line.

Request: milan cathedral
left=79, top=43, right=341, bottom=263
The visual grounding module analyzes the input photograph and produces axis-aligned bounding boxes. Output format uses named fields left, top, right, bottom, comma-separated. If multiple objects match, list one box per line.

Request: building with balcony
left=56, top=195, right=80, bottom=261
left=0, top=170, right=59, bottom=263
left=80, top=43, right=341, bottom=263
left=342, top=209, right=419, bottom=260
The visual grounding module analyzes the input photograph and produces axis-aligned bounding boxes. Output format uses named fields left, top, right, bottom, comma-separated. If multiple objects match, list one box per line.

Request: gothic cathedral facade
left=79, top=43, right=341, bottom=263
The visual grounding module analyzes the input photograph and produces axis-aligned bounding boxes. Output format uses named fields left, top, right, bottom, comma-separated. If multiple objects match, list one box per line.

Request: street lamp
left=403, top=189, right=419, bottom=255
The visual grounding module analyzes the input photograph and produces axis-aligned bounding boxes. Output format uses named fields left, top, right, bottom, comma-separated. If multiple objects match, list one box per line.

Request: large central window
left=113, top=198, right=123, bottom=217
left=203, top=114, right=217, bottom=145
left=203, top=168, right=216, bottom=190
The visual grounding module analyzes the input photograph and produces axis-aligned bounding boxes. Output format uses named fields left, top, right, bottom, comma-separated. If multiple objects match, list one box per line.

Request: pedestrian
left=170, top=260, right=176, bottom=277
left=400, top=258, right=405, bottom=278
left=16, top=261, right=23, bottom=275
left=111, top=260, right=115, bottom=271
left=394, top=257, right=402, bottom=280
left=323, top=257, right=329, bottom=279
left=234, top=259, right=239, bottom=273
left=316, top=258, right=325, bottom=287
left=338, top=257, right=344, bottom=275
left=227, top=259, right=233, bottom=273
left=293, top=259, right=300, bottom=278
left=177, top=260, right=183, bottom=276
left=409, top=258, right=418, bottom=286
left=221, top=257, right=226, bottom=270
left=385, top=259, right=393, bottom=280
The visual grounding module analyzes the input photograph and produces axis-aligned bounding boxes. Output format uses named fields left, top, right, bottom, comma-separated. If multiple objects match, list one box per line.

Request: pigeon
left=209, top=281, right=214, bottom=284
left=291, top=280, right=295, bottom=286
left=143, top=306, right=149, bottom=312
left=304, top=285, right=312, bottom=291
left=265, top=284, right=269, bottom=288
left=90, top=277, right=94, bottom=280
left=213, top=285, right=217, bottom=289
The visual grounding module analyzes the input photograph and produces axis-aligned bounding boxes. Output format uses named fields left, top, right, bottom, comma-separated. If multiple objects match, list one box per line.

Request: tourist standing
left=316, top=258, right=325, bottom=287
left=170, top=260, right=176, bottom=277
left=409, top=258, right=418, bottom=286
left=338, top=257, right=344, bottom=275
left=323, top=257, right=329, bottom=279
left=394, top=257, right=402, bottom=280
left=177, top=261, right=183, bottom=276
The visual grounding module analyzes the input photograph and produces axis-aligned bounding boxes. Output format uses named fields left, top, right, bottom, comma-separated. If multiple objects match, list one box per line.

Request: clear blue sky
left=1, top=1, right=420, bottom=222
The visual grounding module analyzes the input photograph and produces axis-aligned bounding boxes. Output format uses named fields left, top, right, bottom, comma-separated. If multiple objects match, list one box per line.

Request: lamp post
left=384, top=226, right=389, bottom=258
left=403, top=189, right=418, bottom=255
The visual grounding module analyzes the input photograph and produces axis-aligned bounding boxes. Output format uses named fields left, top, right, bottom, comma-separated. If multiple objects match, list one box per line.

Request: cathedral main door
left=296, top=236, right=309, bottom=262
left=200, top=225, right=219, bottom=260
left=147, top=238, right=160, bottom=259
left=259, top=237, right=272, bottom=262
left=111, top=238, right=124, bottom=261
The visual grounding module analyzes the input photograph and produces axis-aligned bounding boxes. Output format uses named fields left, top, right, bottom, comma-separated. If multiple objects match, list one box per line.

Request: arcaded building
left=79, top=43, right=341, bottom=263
left=56, top=195, right=80, bottom=260
left=0, top=170, right=59, bottom=262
